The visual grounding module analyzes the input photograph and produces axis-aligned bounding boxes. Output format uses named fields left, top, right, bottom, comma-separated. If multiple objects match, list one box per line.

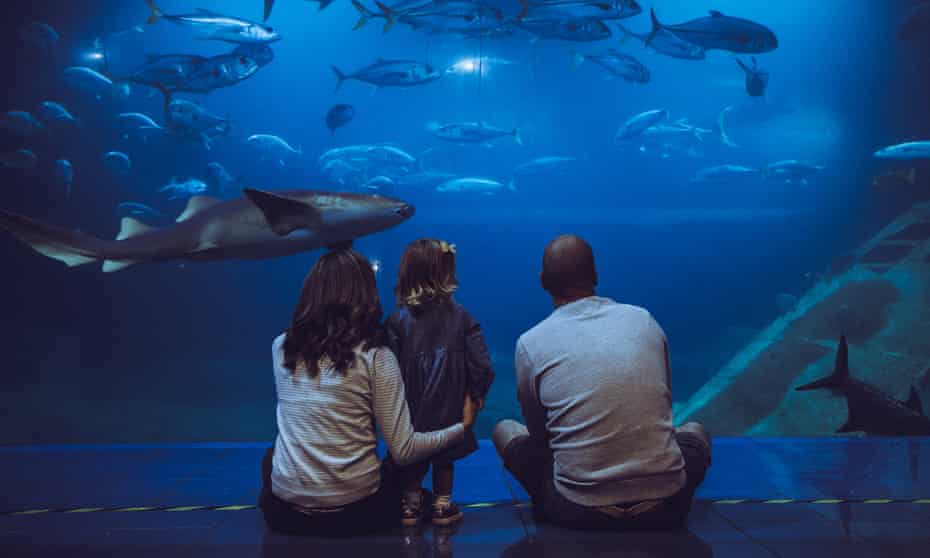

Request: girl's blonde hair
left=395, top=238, right=458, bottom=308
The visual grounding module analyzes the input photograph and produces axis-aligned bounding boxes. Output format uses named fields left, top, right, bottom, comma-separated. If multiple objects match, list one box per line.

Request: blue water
left=1, top=0, right=928, bottom=443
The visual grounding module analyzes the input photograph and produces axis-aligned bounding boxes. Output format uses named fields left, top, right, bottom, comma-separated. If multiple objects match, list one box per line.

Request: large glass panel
left=2, top=0, right=928, bottom=443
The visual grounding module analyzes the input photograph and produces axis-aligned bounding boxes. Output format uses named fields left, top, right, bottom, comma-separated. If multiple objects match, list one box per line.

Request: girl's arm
left=371, top=348, right=466, bottom=466
left=464, top=311, right=495, bottom=402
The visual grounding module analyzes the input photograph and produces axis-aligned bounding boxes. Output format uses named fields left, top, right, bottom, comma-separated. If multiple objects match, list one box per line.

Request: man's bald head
left=541, top=235, right=597, bottom=300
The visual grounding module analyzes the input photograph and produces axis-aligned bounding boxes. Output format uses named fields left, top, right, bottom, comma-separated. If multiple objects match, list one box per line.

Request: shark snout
left=394, top=203, right=415, bottom=219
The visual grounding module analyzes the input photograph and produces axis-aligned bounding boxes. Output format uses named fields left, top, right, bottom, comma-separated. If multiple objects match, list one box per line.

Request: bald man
left=493, top=235, right=711, bottom=530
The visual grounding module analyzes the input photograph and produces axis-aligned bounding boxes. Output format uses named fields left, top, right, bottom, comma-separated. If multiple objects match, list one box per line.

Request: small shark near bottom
left=795, top=335, right=930, bottom=435
left=0, top=189, right=414, bottom=273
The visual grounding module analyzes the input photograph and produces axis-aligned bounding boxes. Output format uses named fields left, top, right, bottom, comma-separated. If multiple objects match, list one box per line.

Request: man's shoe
left=431, top=502, right=463, bottom=526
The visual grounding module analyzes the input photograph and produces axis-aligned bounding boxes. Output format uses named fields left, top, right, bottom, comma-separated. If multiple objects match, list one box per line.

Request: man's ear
left=593, top=270, right=599, bottom=287
left=540, top=270, right=549, bottom=292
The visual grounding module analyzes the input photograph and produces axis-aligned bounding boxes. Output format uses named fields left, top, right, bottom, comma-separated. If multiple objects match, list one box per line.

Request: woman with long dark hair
left=260, top=249, right=476, bottom=536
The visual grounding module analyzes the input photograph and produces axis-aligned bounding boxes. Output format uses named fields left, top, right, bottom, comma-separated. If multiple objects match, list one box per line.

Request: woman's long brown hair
left=394, top=238, right=457, bottom=310
left=283, top=249, right=384, bottom=376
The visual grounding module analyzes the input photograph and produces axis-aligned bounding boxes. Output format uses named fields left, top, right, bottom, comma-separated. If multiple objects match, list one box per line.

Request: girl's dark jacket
left=386, top=298, right=495, bottom=465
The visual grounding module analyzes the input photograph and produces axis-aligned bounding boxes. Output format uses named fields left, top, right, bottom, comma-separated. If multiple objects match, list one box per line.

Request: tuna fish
left=21, top=22, right=58, bottom=53
left=616, top=23, right=705, bottom=60
left=160, top=177, right=210, bottom=200
left=874, top=141, right=930, bottom=160
left=248, top=134, right=303, bottom=166
left=615, top=109, right=668, bottom=141
left=647, top=9, right=778, bottom=54
left=63, top=66, right=125, bottom=102
left=521, top=18, right=612, bottom=42
left=332, top=59, right=442, bottom=91
left=36, top=101, right=80, bottom=130
left=103, top=151, right=132, bottom=176
left=1, top=111, right=45, bottom=137
left=326, top=104, right=356, bottom=135
left=428, top=121, right=522, bottom=145
left=691, top=164, right=760, bottom=184
left=763, top=160, right=824, bottom=184
left=144, top=1, right=281, bottom=44
left=1, top=149, right=38, bottom=169
left=437, top=177, right=514, bottom=194
left=573, top=49, right=649, bottom=83
left=232, top=43, right=275, bottom=67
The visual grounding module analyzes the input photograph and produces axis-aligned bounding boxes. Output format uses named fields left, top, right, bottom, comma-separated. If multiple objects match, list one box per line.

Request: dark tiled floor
left=2, top=438, right=929, bottom=557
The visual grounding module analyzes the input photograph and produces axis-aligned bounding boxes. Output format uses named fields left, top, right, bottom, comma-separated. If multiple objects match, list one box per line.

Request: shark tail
left=375, top=2, right=395, bottom=33
left=796, top=335, right=850, bottom=392
left=145, top=0, right=163, bottom=25
left=645, top=7, right=662, bottom=47
left=0, top=209, right=107, bottom=268
left=507, top=178, right=517, bottom=192
left=264, top=0, right=274, bottom=21
left=516, top=0, right=530, bottom=21
left=351, top=0, right=372, bottom=30
left=513, top=128, right=523, bottom=146
left=331, top=66, right=347, bottom=92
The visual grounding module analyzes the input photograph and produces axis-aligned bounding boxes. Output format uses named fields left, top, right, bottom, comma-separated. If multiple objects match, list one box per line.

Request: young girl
left=387, top=239, right=495, bottom=526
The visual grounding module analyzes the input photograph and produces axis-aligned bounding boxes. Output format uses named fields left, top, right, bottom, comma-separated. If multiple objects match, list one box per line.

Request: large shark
left=0, top=189, right=414, bottom=272
left=795, top=335, right=930, bottom=435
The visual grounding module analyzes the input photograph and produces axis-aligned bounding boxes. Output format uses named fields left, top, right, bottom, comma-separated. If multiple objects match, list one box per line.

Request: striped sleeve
left=371, top=348, right=465, bottom=466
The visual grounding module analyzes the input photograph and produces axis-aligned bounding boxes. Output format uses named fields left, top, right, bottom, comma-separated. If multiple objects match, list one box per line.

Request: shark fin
left=176, top=196, right=222, bottom=223
left=837, top=406, right=864, bottom=434
left=0, top=209, right=101, bottom=267
left=116, top=217, right=156, bottom=241
left=795, top=335, right=850, bottom=391
left=906, top=387, right=925, bottom=415
left=243, top=188, right=323, bottom=236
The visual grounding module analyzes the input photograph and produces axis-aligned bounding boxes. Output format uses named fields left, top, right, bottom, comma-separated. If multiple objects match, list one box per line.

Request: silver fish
left=615, top=109, right=668, bottom=141
left=145, top=1, right=281, bottom=44
left=103, top=151, right=132, bottom=175
left=332, top=59, right=442, bottom=91
left=573, top=49, right=649, bottom=83
left=763, top=160, right=824, bottom=184
left=1, top=111, right=45, bottom=136
left=437, top=177, right=514, bottom=194
left=248, top=134, right=303, bottom=165
left=616, top=22, right=705, bottom=60
left=428, top=121, right=522, bottom=145
left=1, top=149, right=38, bottom=169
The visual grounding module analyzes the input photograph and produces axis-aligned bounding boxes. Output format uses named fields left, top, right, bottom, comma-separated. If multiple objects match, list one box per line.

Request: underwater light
left=371, top=258, right=381, bottom=275
left=86, top=51, right=105, bottom=61
left=448, top=57, right=480, bottom=75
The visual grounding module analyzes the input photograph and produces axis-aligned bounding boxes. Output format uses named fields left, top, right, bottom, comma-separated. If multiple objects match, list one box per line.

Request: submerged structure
left=678, top=202, right=930, bottom=435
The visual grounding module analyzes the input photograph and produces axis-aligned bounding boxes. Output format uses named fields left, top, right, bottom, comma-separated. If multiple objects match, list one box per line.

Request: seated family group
left=259, top=235, right=712, bottom=536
